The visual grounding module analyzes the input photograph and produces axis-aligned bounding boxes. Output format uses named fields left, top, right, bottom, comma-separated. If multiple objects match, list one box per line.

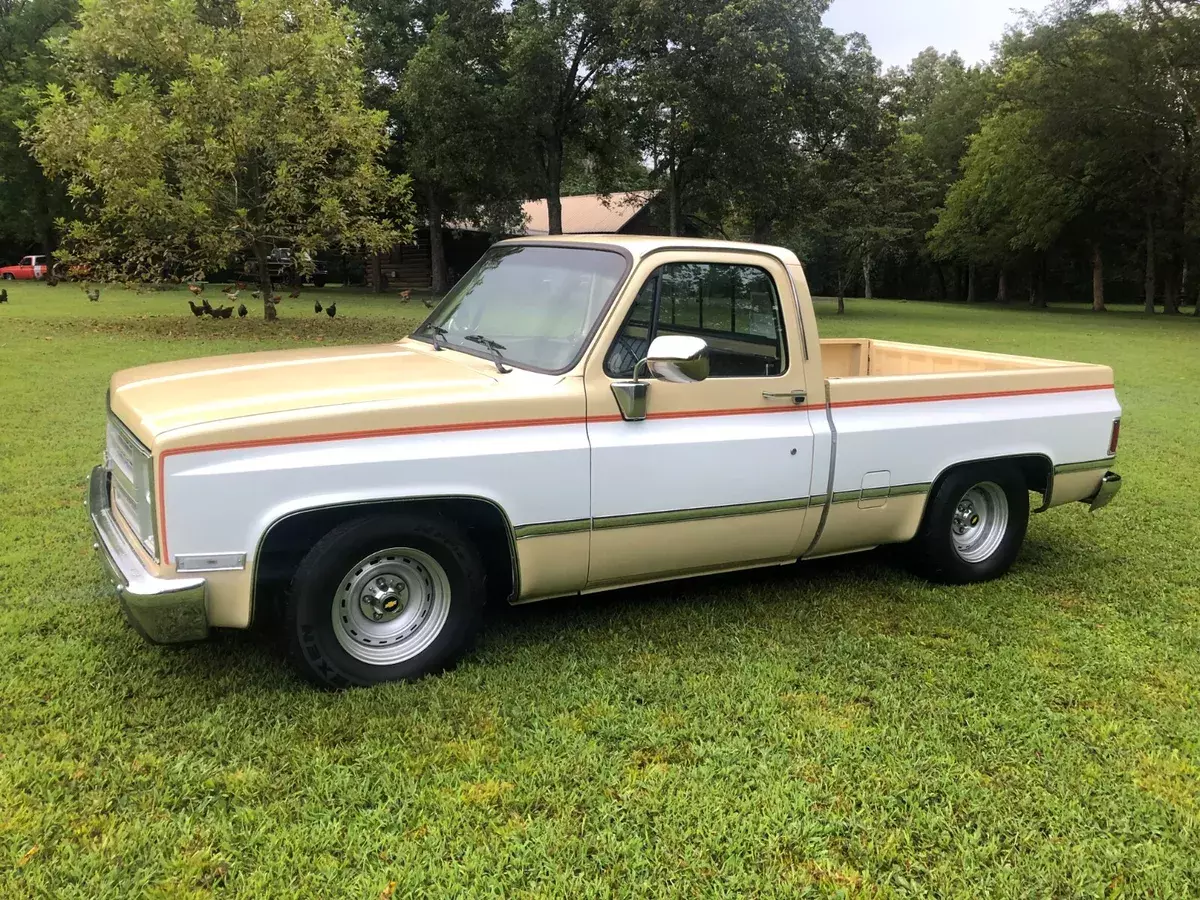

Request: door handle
left=762, top=390, right=808, bottom=405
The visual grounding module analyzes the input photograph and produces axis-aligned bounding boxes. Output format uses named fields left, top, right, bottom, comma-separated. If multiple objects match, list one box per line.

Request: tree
left=0, top=0, right=76, bottom=256
left=503, top=0, right=635, bottom=235
left=25, top=0, right=411, bottom=317
left=352, top=0, right=523, bottom=293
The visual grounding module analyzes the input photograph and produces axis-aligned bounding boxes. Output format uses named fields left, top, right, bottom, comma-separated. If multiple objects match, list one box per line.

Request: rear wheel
left=2, top=273, right=13, bottom=280
left=909, top=463, right=1030, bottom=584
left=284, top=513, right=486, bottom=688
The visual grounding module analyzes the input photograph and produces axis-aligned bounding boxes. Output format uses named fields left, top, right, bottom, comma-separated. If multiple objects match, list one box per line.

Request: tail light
left=1108, top=419, right=1121, bottom=457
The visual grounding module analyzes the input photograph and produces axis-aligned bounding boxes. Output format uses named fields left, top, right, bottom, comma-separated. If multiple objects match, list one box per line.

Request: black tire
left=284, top=513, right=486, bottom=689
left=312, top=275, right=328, bottom=288
left=908, top=462, right=1030, bottom=585
left=2, top=273, right=13, bottom=280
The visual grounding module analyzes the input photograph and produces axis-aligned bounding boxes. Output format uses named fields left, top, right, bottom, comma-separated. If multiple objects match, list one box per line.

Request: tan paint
left=807, top=494, right=927, bottom=559
left=515, top=532, right=591, bottom=603
left=820, top=339, right=1113, bottom=408
left=587, top=509, right=808, bottom=587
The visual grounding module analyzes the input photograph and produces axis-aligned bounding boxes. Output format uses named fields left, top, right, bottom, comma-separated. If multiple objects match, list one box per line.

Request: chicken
left=86, top=288, right=101, bottom=302
left=221, top=285, right=236, bottom=293
left=224, top=291, right=239, bottom=303
left=400, top=289, right=412, bottom=302
left=326, top=302, right=337, bottom=318
left=201, top=297, right=214, bottom=314
left=188, top=283, right=203, bottom=296
left=272, top=294, right=282, bottom=304
left=237, top=303, right=247, bottom=318
left=289, top=289, right=301, bottom=299
left=0, top=289, right=7, bottom=304
left=423, top=298, right=435, bottom=309
left=313, top=300, right=323, bottom=314
left=214, top=305, right=233, bottom=319
left=188, top=299, right=205, bottom=317
left=46, top=274, right=60, bottom=287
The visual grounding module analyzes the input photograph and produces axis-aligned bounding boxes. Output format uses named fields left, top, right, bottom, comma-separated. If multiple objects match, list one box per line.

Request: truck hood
left=109, top=340, right=534, bottom=448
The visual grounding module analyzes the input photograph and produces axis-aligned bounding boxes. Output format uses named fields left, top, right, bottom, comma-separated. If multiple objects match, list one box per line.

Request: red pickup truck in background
left=0, top=255, right=48, bottom=280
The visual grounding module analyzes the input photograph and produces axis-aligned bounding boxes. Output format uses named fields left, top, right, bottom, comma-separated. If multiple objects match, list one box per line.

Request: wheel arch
left=919, top=452, right=1053, bottom=526
left=251, top=495, right=518, bottom=626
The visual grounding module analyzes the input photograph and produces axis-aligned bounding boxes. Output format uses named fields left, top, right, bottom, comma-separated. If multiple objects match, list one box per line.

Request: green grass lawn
left=2, top=283, right=1199, bottom=897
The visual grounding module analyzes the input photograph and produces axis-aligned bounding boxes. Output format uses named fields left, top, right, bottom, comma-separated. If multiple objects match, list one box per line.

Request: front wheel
left=908, top=463, right=1030, bottom=584
left=284, top=513, right=486, bottom=688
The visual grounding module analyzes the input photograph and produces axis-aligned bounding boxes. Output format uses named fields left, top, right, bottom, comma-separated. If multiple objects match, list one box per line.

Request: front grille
left=105, top=413, right=156, bottom=558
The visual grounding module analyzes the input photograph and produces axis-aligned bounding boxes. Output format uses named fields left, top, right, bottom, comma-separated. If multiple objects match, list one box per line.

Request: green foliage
left=23, top=0, right=411, bottom=315
left=0, top=0, right=75, bottom=250
left=3, top=290, right=1200, bottom=895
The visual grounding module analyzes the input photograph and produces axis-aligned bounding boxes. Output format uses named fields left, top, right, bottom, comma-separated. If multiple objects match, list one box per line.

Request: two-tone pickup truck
left=89, top=236, right=1123, bottom=687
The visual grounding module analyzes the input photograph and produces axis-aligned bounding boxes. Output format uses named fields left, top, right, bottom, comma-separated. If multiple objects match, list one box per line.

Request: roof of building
left=519, top=192, right=654, bottom=235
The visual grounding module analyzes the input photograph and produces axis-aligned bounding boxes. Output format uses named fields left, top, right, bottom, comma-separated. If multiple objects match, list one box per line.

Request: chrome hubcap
left=331, top=547, right=451, bottom=665
left=950, top=482, right=1009, bottom=564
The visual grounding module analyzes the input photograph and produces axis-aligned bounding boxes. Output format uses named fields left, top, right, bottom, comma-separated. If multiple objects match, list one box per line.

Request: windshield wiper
left=465, top=334, right=512, bottom=374
left=427, top=324, right=448, bottom=351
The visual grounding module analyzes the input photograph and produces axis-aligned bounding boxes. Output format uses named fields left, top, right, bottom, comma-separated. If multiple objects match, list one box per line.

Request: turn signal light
left=1109, top=419, right=1121, bottom=457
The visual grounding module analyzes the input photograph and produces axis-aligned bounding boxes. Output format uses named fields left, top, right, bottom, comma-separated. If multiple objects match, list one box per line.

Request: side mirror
left=644, top=335, right=711, bottom=384
left=611, top=335, right=710, bottom=422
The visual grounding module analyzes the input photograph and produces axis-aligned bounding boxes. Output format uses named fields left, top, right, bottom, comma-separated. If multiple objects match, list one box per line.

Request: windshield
left=413, top=245, right=628, bottom=373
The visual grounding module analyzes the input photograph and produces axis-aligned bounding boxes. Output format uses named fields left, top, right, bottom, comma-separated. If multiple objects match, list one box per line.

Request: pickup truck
left=0, top=254, right=47, bottom=280
left=89, top=236, right=1123, bottom=688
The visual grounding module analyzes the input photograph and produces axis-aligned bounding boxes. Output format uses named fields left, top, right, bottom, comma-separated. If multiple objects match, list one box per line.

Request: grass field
left=2, top=282, right=1198, bottom=898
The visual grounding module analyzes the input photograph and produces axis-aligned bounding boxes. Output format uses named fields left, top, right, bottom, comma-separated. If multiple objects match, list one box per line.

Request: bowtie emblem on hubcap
left=360, top=575, right=409, bottom=622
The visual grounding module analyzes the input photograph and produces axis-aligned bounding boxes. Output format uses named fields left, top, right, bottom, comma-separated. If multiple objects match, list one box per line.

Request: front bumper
left=1088, top=471, right=1123, bottom=512
left=87, top=466, right=209, bottom=643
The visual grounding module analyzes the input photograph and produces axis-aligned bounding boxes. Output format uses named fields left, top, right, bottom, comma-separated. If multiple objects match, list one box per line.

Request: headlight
left=106, top=414, right=158, bottom=559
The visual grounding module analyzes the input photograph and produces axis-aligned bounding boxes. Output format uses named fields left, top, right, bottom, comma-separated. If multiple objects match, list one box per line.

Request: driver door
left=584, top=252, right=816, bottom=588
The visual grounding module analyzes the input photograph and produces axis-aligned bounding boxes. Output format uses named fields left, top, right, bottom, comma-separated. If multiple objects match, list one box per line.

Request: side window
left=19, top=257, right=32, bottom=267
left=605, top=262, right=787, bottom=379
left=604, top=275, right=659, bottom=378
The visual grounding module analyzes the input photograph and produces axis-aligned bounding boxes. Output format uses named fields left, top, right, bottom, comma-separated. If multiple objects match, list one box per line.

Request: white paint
left=828, top=388, right=1121, bottom=495
left=162, top=423, right=591, bottom=564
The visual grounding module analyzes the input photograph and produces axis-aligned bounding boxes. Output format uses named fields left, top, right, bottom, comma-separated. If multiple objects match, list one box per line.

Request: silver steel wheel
left=330, top=547, right=452, bottom=666
left=950, top=481, right=1010, bottom=564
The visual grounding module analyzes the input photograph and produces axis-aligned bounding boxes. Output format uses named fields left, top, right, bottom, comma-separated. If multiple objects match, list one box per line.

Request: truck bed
left=819, top=339, right=1114, bottom=407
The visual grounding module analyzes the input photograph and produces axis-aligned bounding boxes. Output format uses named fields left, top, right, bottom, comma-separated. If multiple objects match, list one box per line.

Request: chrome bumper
left=1088, top=471, right=1123, bottom=512
left=87, top=466, right=209, bottom=643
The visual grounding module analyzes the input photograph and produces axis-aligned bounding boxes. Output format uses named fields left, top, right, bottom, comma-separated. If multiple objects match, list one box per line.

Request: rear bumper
left=87, top=466, right=209, bottom=643
left=1087, top=471, right=1123, bottom=512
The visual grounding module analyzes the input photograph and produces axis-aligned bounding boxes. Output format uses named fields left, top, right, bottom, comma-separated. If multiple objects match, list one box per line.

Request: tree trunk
left=967, top=262, right=979, bottom=303
left=253, top=240, right=277, bottom=321
left=1144, top=216, right=1157, bottom=314
left=546, top=139, right=564, bottom=235
left=1164, top=260, right=1181, bottom=315
left=668, top=155, right=681, bottom=237
left=371, top=252, right=384, bottom=294
left=1092, top=243, right=1106, bottom=312
left=862, top=252, right=873, bottom=300
left=427, top=186, right=449, bottom=295
left=935, top=265, right=947, bottom=300
left=997, top=268, right=1009, bottom=304
left=1028, top=263, right=1047, bottom=309
left=837, top=269, right=846, bottom=315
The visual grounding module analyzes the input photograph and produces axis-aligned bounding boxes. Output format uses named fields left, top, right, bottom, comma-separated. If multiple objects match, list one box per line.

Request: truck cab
left=89, top=236, right=1122, bottom=688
